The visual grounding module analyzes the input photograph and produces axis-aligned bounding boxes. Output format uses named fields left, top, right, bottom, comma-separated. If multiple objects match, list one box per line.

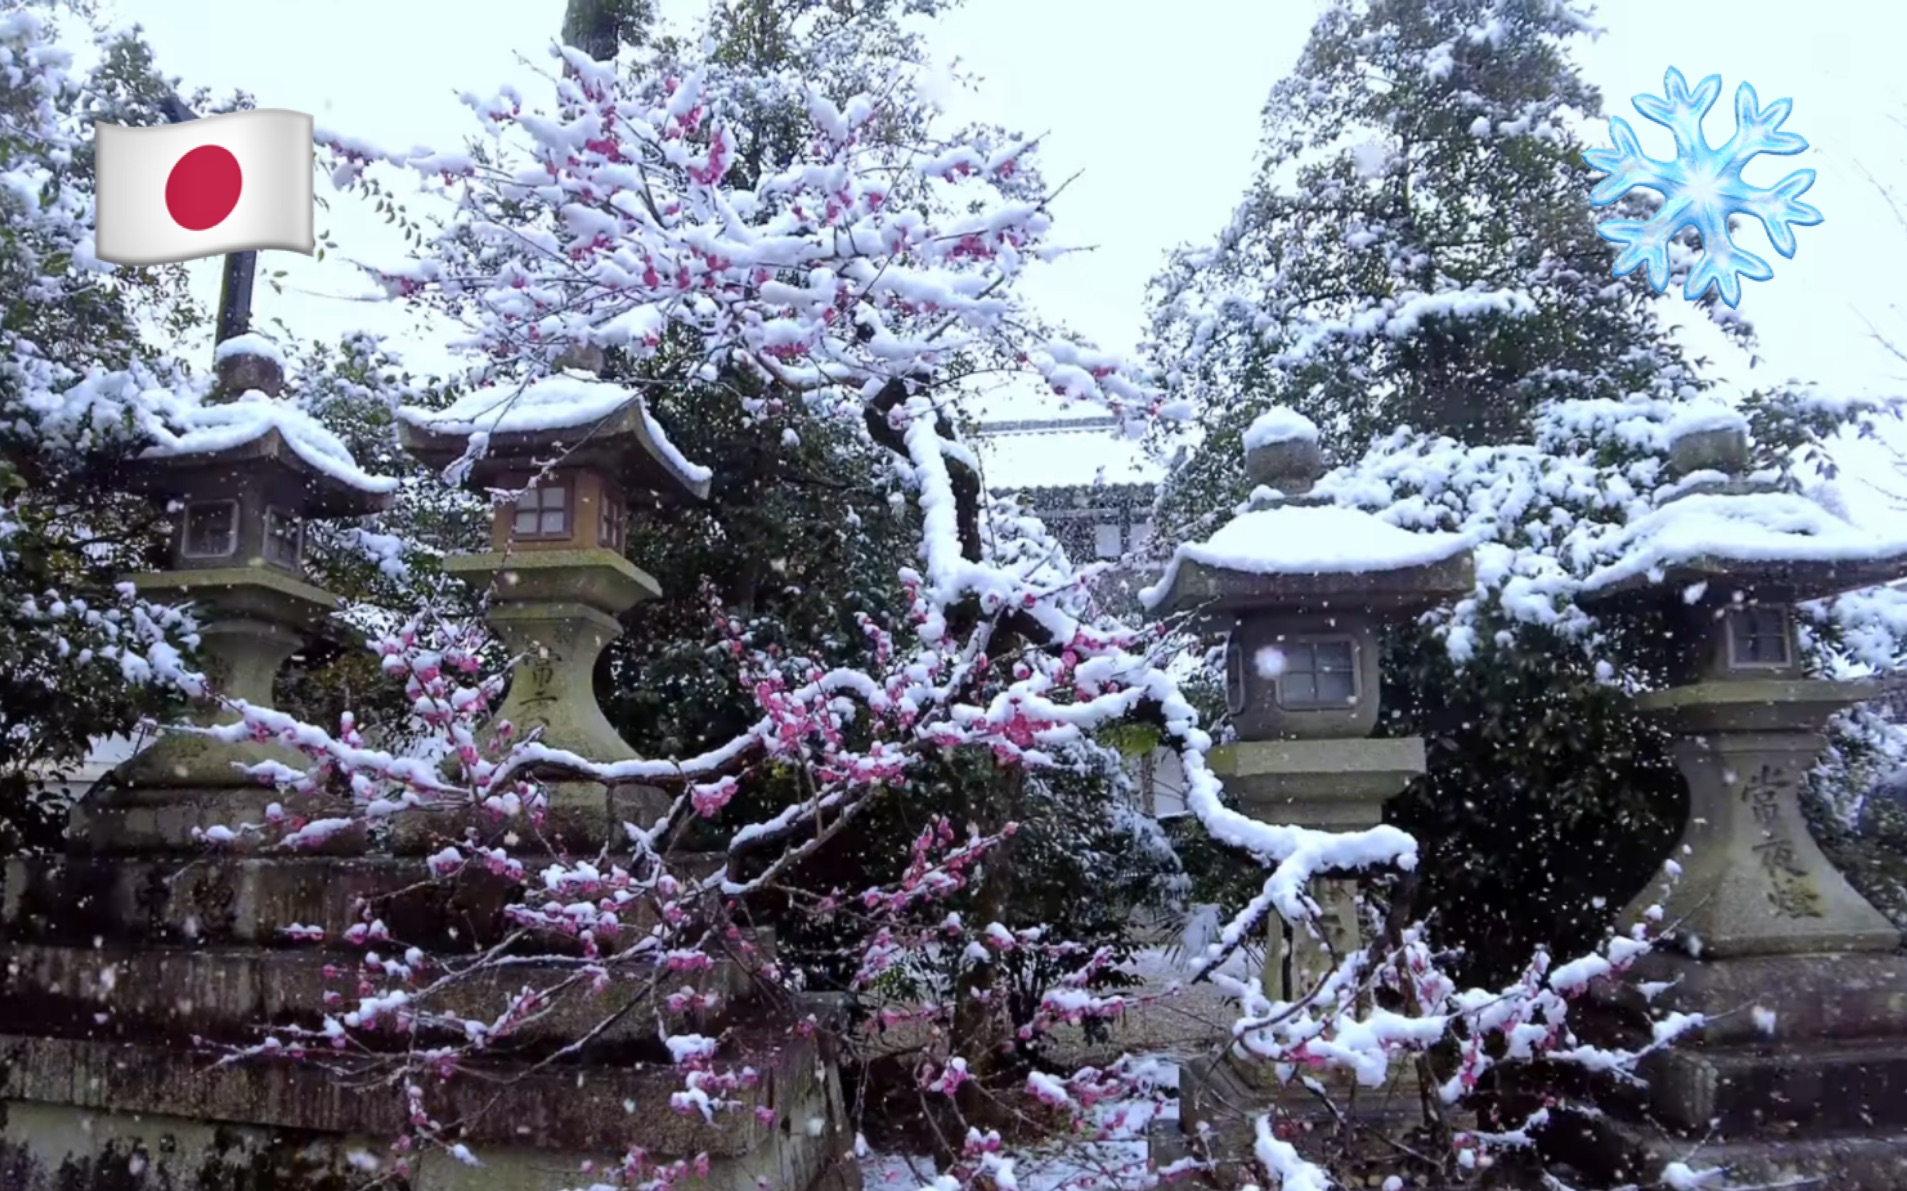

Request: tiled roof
left=974, top=415, right=1163, bottom=495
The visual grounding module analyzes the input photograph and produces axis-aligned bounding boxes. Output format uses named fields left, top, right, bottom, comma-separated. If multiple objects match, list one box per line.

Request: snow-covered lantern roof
left=126, top=336, right=397, bottom=578
left=1142, top=407, right=1473, bottom=742
left=101, top=337, right=401, bottom=797
left=1578, top=413, right=1907, bottom=689
left=398, top=372, right=710, bottom=555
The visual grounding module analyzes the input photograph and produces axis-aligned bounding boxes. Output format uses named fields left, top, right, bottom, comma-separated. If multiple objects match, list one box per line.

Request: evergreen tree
left=1145, top=0, right=1906, bottom=981
left=0, top=5, right=246, bottom=852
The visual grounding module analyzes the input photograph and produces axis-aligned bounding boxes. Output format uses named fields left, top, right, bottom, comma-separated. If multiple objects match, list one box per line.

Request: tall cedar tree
left=1146, top=0, right=1794, bottom=981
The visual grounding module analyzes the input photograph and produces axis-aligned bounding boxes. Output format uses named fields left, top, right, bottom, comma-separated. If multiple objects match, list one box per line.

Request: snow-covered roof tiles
left=403, top=374, right=637, bottom=436
left=398, top=373, right=712, bottom=496
left=974, top=418, right=1162, bottom=493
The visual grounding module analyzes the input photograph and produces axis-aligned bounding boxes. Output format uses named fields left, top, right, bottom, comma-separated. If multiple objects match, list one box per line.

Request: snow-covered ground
left=861, top=1063, right=1178, bottom=1191
left=851, top=945, right=1247, bottom=1188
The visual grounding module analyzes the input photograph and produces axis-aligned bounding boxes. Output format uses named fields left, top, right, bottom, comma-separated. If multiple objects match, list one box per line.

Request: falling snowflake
left=1584, top=68, right=1822, bottom=307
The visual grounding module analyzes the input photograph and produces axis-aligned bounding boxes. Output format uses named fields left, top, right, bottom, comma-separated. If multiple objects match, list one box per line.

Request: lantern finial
left=1242, top=406, right=1323, bottom=497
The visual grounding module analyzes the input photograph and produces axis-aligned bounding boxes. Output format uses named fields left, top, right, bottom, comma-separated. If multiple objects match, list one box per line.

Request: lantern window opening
left=510, top=479, right=573, bottom=540
left=263, top=508, right=304, bottom=570
left=181, top=500, right=239, bottom=559
left=1223, top=639, right=1249, bottom=717
left=599, top=490, right=628, bottom=552
left=1277, top=637, right=1359, bottom=710
left=1726, top=606, right=1792, bottom=668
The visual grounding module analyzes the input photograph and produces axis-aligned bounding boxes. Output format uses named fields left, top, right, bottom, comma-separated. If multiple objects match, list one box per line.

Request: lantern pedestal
left=430, top=549, right=669, bottom=850
left=1566, top=676, right=1907, bottom=1186
left=1213, top=736, right=1427, bottom=1002
left=1182, top=735, right=1431, bottom=1145
left=72, top=569, right=356, bottom=854
left=1616, top=680, right=1899, bottom=956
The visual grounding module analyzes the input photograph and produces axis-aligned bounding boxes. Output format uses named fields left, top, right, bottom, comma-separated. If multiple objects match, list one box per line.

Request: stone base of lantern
left=440, top=549, right=657, bottom=761
left=549, top=776, right=671, bottom=849
left=71, top=569, right=360, bottom=852
left=1564, top=948, right=1907, bottom=1189
left=68, top=783, right=370, bottom=854
left=386, top=777, right=669, bottom=857
left=96, top=732, right=315, bottom=795
left=1168, top=736, right=1431, bottom=1178
left=411, top=550, right=671, bottom=851
left=1561, top=1114, right=1907, bottom=1191
left=1209, top=736, right=1426, bottom=1002
left=103, top=568, right=340, bottom=792
left=1165, top=1048, right=1422, bottom=1188
left=1, top=834, right=857, bottom=1191
left=1565, top=680, right=1907, bottom=1189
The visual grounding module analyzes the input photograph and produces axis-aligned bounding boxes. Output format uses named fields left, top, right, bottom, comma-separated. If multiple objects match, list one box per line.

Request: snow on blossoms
left=134, top=12, right=1745, bottom=1190
left=316, top=40, right=1168, bottom=432
left=301, top=14, right=1427, bottom=978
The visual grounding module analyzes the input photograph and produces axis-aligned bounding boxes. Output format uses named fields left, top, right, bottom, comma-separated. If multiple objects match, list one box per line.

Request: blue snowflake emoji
left=1584, top=68, right=1822, bottom=307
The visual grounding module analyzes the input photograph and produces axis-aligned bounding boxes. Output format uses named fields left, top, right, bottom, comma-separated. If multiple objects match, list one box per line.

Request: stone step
left=1641, top=1037, right=1907, bottom=1134
left=0, top=1030, right=839, bottom=1164
left=0, top=940, right=755, bottom=1051
left=1603, top=950, right=1907, bottom=1046
left=1172, top=1050, right=1423, bottom=1189
left=1560, top=1109, right=1907, bottom=1191
left=4, top=851, right=721, bottom=951
left=6, top=853, right=501, bottom=950
left=2, top=1096, right=865, bottom=1191
left=70, top=779, right=671, bottom=855
left=70, top=784, right=370, bottom=855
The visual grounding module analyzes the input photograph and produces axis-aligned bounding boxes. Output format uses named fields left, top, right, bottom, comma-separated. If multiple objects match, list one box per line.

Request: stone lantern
left=398, top=371, right=710, bottom=845
left=1144, top=408, right=1473, bottom=993
left=1143, top=409, right=1472, bottom=1154
left=1, top=355, right=856, bottom=1191
left=77, top=337, right=397, bottom=850
left=1574, top=417, right=1907, bottom=1184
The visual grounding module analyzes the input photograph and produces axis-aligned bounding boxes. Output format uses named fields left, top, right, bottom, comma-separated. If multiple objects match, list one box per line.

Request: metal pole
left=159, top=94, right=256, bottom=345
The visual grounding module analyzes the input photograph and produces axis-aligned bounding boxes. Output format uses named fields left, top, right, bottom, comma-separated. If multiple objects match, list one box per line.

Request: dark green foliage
left=752, top=751, right=1181, bottom=1044
left=1381, top=626, right=1682, bottom=979
left=1143, top=0, right=1749, bottom=984
left=0, top=8, right=234, bottom=855
left=600, top=351, right=916, bottom=760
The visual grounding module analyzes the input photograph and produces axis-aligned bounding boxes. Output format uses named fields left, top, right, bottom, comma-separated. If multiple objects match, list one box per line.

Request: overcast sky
left=118, top=0, right=1907, bottom=514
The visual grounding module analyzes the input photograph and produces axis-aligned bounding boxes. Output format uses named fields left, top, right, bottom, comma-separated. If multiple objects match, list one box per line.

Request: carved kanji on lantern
left=1578, top=415, right=1907, bottom=958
